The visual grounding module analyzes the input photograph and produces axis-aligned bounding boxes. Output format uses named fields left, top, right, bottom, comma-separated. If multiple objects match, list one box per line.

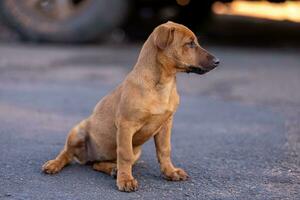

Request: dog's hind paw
left=42, top=159, right=63, bottom=174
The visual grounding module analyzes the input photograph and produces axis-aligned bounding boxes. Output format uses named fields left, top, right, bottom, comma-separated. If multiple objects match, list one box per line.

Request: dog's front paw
left=42, top=159, right=63, bottom=174
left=117, top=178, right=138, bottom=192
left=163, top=168, right=189, bottom=181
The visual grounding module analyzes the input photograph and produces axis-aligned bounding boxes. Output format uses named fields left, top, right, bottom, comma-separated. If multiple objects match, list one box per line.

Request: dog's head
left=153, top=21, right=219, bottom=75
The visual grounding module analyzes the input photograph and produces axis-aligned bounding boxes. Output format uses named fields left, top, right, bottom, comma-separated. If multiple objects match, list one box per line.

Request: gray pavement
left=0, top=43, right=299, bottom=200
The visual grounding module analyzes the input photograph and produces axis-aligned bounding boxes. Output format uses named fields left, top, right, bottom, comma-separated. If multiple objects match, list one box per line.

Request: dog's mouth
left=185, top=66, right=210, bottom=75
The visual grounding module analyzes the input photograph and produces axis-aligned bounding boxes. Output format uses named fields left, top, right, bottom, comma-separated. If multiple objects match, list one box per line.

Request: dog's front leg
left=154, top=117, right=189, bottom=181
left=116, top=121, right=139, bottom=192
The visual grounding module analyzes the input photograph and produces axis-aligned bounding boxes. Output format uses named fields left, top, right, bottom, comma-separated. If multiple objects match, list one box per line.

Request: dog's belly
left=133, top=112, right=172, bottom=146
left=87, top=131, right=117, bottom=162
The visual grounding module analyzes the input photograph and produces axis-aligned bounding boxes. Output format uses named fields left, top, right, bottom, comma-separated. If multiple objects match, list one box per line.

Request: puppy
left=42, top=21, right=219, bottom=192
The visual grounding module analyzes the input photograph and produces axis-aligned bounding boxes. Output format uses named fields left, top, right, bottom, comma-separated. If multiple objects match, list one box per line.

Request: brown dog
left=42, top=21, right=219, bottom=192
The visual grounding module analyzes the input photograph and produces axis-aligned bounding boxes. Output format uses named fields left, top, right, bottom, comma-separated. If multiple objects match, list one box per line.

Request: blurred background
left=0, top=1, right=300, bottom=199
left=0, top=0, right=300, bottom=45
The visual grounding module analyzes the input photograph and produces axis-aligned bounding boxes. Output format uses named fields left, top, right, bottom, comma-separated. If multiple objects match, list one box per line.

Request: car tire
left=0, top=0, right=129, bottom=43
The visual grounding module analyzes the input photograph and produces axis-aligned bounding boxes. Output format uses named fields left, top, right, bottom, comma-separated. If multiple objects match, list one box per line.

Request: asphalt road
left=0, top=43, right=299, bottom=200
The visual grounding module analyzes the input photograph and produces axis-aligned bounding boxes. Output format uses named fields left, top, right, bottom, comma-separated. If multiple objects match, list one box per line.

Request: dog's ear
left=154, top=25, right=175, bottom=50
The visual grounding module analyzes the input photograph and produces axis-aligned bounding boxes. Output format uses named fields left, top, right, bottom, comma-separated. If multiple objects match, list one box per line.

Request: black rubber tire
left=0, top=0, right=129, bottom=43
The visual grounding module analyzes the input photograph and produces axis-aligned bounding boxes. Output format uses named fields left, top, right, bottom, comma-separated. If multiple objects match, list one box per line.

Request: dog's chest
left=133, top=87, right=179, bottom=146
left=150, top=82, right=178, bottom=115
left=133, top=111, right=173, bottom=146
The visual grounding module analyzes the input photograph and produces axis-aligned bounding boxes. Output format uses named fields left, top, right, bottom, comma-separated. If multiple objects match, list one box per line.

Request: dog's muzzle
left=187, top=57, right=220, bottom=75
left=185, top=66, right=209, bottom=75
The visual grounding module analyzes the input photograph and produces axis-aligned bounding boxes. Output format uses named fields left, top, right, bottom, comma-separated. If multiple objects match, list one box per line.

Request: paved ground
left=0, top=43, right=299, bottom=200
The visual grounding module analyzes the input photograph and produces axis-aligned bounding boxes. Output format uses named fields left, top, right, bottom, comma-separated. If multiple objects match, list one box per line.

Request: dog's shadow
left=40, top=159, right=184, bottom=193
left=40, top=160, right=158, bottom=186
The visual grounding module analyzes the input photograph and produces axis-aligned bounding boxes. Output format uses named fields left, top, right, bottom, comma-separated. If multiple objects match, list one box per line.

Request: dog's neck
left=132, top=35, right=177, bottom=89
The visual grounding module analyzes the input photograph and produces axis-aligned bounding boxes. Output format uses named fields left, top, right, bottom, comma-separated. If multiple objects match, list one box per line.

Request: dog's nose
left=213, top=58, right=220, bottom=66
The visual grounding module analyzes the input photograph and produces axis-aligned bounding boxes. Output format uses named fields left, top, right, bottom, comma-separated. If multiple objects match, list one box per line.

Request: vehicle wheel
left=0, top=0, right=129, bottom=43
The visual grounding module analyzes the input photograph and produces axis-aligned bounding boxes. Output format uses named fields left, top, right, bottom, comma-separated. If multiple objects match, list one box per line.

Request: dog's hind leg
left=93, top=147, right=141, bottom=178
left=93, top=161, right=117, bottom=177
left=42, top=120, right=88, bottom=174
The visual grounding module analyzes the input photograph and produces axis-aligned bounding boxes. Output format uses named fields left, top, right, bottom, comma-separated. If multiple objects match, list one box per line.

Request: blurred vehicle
left=0, top=0, right=128, bottom=42
left=0, top=0, right=294, bottom=42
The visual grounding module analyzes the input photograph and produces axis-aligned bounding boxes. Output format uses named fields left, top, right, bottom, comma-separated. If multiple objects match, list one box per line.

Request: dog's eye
left=187, top=41, right=196, bottom=48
